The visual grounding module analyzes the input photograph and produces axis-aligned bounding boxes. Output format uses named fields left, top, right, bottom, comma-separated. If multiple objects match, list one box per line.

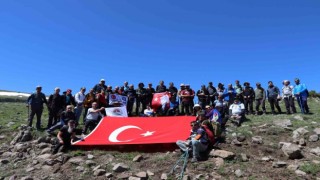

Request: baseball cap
left=100, top=79, right=105, bottom=82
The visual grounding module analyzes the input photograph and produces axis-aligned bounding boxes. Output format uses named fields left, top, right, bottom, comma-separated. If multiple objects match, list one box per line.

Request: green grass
left=299, top=163, right=320, bottom=176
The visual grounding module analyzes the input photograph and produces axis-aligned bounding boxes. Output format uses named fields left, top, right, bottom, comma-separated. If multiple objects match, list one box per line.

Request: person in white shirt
left=82, top=102, right=105, bottom=134
left=143, top=105, right=155, bottom=117
left=282, top=80, right=297, bottom=114
left=74, top=87, right=86, bottom=124
left=229, top=98, right=245, bottom=126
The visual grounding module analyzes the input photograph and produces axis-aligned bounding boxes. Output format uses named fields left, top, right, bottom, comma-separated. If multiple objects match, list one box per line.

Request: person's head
left=294, top=78, right=300, bottom=85
left=208, top=82, right=213, bottom=86
left=114, top=86, right=119, bottom=91
left=138, top=82, right=144, bottom=88
left=185, top=84, right=190, bottom=89
left=244, top=82, right=250, bottom=87
left=283, top=80, right=290, bottom=86
left=218, top=95, right=223, bottom=100
left=191, top=120, right=201, bottom=131
left=159, top=80, right=164, bottom=86
left=129, top=84, right=134, bottom=89
left=180, top=83, right=185, bottom=90
left=66, top=105, right=73, bottom=112
left=36, top=85, right=42, bottom=92
left=100, top=79, right=105, bottom=85
left=107, top=85, right=112, bottom=90
left=228, top=84, right=232, bottom=89
left=80, top=87, right=86, bottom=93
left=66, top=89, right=72, bottom=95
left=148, top=83, right=152, bottom=87
left=124, top=81, right=128, bottom=86
left=205, top=105, right=212, bottom=112
left=68, top=120, right=76, bottom=132
left=193, top=104, right=201, bottom=111
left=256, top=82, right=261, bottom=88
left=235, top=80, right=240, bottom=85
left=218, top=83, right=224, bottom=89
left=268, top=81, right=274, bottom=87
left=234, top=98, right=240, bottom=104
left=120, top=86, right=124, bottom=90
left=54, top=87, right=60, bottom=94
left=89, top=88, right=94, bottom=94
left=201, top=85, right=206, bottom=90
left=92, top=102, right=98, bottom=109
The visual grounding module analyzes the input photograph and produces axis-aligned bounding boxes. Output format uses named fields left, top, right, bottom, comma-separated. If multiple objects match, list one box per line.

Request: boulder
left=252, top=136, right=263, bottom=144
left=161, top=173, right=168, bottom=180
left=272, top=161, right=287, bottom=168
left=281, top=143, right=303, bottom=159
left=287, top=164, right=299, bottom=171
left=68, top=157, right=84, bottom=165
left=314, top=128, right=320, bottom=135
left=40, top=148, right=52, bottom=155
left=87, top=154, right=94, bottom=159
left=211, top=150, right=235, bottom=159
left=273, top=119, right=292, bottom=128
left=293, top=115, right=304, bottom=121
left=135, top=171, right=148, bottom=179
left=295, top=170, right=307, bottom=176
left=292, top=127, right=309, bottom=140
left=235, top=169, right=243, bottom=177
left=213, top=158, right=224, bottom=168
left=309, top=134, right=319, bottom=142
left=20, top=130, right=32, bottom=142
left=146, top=170, right=154, bottom=176
left=85, top=160, right=96, bottom=166
left=240, top=153, right=249, bottom=162
left=94, top=169, right=106, bottom=176
left=310, top=147, right=320, bottom=156
left=133, top=155, right=143, bottom=162
left=237, top=135, right=246, bottom=142
left=105, top=173, right=113, bottom=178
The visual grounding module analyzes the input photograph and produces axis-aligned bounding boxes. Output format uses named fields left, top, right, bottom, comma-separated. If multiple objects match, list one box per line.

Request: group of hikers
left=26, top=78, right=310, bottom=155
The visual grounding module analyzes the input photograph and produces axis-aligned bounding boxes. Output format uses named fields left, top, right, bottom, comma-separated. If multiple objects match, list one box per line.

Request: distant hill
left=0, top=90, right=31, bottom=102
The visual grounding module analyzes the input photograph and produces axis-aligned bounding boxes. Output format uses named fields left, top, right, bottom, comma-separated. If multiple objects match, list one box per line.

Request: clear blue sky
left=0, top=0, right=319, bottom=95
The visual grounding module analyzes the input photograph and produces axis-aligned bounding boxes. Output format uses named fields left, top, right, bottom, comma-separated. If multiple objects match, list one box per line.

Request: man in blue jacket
left=293, top=78, right=309, bottom=114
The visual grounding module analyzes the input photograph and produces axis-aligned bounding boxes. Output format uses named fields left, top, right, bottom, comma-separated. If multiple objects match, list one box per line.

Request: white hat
left=100, top=79, right=105, bottom=82
left=193, top=104, right=200, bottom=108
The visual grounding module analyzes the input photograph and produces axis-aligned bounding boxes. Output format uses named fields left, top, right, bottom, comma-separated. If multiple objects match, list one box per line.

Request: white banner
left=105, top=106, right=128, bottom=117
left=109, top=94, right=128, bottom=106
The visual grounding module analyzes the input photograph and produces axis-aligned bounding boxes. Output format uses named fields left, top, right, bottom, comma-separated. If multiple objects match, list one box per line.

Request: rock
left=32, top=160, right=39, bottom=165
left=21, top=130, right=32, bottom=142
left=135, top=171, right=147, bottom=179
left=211, top=150, right=235, bottom=159
left=14, top=143, right=30, bottom=152
left=128, top=177, right=141, bottom=180
left=182, top=175, right=190, bottom=180
left=213, top=158, right=224, bottom=168
left=313, top=160, right=320, bottom=164
left=85, top=160, right=96, bottom=166
left=261, top=157, right=272, bottom=162
left=21, top=176, right=33, bottom=180
left=309, top=134, right=319, bottom=142
left=40, top=148, right=51, bottom=155
left=112, top=163, right=129, bottom=173
left=117, top=173, right=131, bottom=179
left=287, top=164, right=299, bottom=171
left=8, top=175, right=17, bottom=180
left=6, top=122, right=15, bottom=127
left=281, top=143, right=303, bottom=159
left=37, top=143, right=49, bottom=149
left=299, top=138, right=306, bottom=146
left=293, top=115, right=304, bottom=121
left=0, top=135, right=5, bottom=140
left=1, top=152, right=13, bottom=158
left=94, top=169, right=106, bottom=176
left=161, top=173, right=168, bottom=180
left=26, top=167, right=35, bottom=172
left=235, top=169, right=243, bottom=177
left=68, top=157, right=84, bottom=165
left=37, top=136, right=51, bottom=144
left=87, top=154, right=94, bottom=159
left=252, top=136, right=263, bottom=144
left=310, top=147, right=320, bottom=156
left=273, top=119, right=292, bottom=128
left=278, top=142, right=291, bottom=149
left=36, top=154, right=52, bottom=162
left=76, top=166, right=85, bottom=172
left=211, top=172, right=222, bottom=179
left=272, top=161, right=287, bottom=168
left=195, top=174, right=204, bottom=179
left=133, top=155, right=143, bottom=162
left=237, top=135, right=246, bottom=142
left=146, top=170, right=154, bottom=176
left=314, top=128, right=320, bottom=135
left=92, top=165, right=101, bottom=172
left=293, top=127, right=309, bottom=140
left=231, top=139, right=242, bottom=146
left=295, top=170, right=307, bottom=176
left=240, top=153, right=249, bottom=162
left=0, top=159, right=9, bottom=164
left=105, top=173, right=113, bottom=178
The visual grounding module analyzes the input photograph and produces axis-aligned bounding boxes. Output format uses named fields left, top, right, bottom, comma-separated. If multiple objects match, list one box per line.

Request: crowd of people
left=26, top=78, right=310, bottom=155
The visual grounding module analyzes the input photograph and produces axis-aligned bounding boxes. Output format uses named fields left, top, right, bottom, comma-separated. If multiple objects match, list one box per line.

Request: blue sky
left=0, top=0, right=319, bottom=95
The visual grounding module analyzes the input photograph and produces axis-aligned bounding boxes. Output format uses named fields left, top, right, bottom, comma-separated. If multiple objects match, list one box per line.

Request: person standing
left=207, top=82, right=217, bottom=105
left=293, top=78, right=309, bottom=114
left=242, top=82, right=255, bottom=115
left=156, top=80, right=167, bottom=93
left=267, top=81, right=282, bottom=115
left=74, top=87, right=86, bottom=124
left=145, top=83, right=155, bottom=107
left=47, top=87, right=64, bottom=129
left=27, top=86, right=48, bottom=130
left=93, top=79, right=107, bottom=94
left=282, top=80, right=297, bottom=114
left=254, top=83, right=266, bottom=115
left=136, top=82, right=147, bottom=115
left=197, top=85, right=209, bottom=109
left=234, top=80, right=244, bottom=103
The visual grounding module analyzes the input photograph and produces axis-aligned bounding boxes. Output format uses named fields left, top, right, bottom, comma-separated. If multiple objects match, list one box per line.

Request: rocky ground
left=1, top=100, right=320, bottom=180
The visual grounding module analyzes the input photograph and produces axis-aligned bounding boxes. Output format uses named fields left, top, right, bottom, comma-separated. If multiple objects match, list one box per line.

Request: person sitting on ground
left=82, top=102, right=105, bottom=135
left=83, top=88, right=96, bottom=124
left=193, top=104, right=202, bottom=118
left=47, top=105, right=76, bottom=134
left=176, top=121, right=200, bottom=153
left=52, top=120, right=77, bottom=154
left=229, top=98, right=245, bottom=126
left=190, top=120, right=209, bottom=163
left=143, top=105, right=155, bottom=117
left=214, top=95, right=228, bottom=119
left=166, top=96, right=179, bottom=116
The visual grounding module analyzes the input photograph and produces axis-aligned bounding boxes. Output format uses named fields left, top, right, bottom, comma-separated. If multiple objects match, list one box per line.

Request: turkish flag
left=73, top=116, right=195, bottom=148
left=151, top=92, right=171, bottom=111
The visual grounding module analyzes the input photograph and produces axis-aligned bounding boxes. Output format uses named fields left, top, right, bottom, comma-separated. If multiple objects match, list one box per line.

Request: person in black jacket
left=242, top=82, right=255, bottom=115
left=47, top=105, right=76, bottom=134
left=156, top=80, right=167, bottom=93
left=61, top=89, right=76, bottom=110
left=267, top=81, right=282, bottom=115
left=27, top=86, right=48, bottom=130
left=47, top=87, right=64, bottom=129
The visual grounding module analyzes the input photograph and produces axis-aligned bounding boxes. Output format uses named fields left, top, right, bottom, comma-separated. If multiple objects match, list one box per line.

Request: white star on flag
left=141, top=131, right=155, bottom=137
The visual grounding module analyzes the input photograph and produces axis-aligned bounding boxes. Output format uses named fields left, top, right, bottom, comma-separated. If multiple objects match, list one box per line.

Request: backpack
left=202, top=125, right=215, bottom=145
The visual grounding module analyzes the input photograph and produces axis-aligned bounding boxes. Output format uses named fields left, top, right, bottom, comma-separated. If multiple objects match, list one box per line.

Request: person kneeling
left=82, top=102, right=105, bottom=135
left=52, top=120, right=77, bottom=154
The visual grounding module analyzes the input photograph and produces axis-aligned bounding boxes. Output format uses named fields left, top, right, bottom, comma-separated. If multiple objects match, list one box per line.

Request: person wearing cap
left=126, top=84, right=136, bottom=116
left=229, top=98, right=245, bottom=126
left=282, top=80, right=297, bottom=114
left=52, top=120, right=77, bottom=154
left=242, top=82, right=255, bottom=115
left=197, top=85, right=209, bottom=109
left=207, top=82, right=217, bottom=105
left=267, top=81, right=282, bottom=115
left=74, top=87, right=86, bottom=124
left=47, top=87, right=64, bottom=129
left=145, top=83, right=155, bottom=106
left=156, top=80, right=167, bottom=93
left=254, top=83, right=266, bottom=115
left=27, top=86, right=48, bottom=130
left=93, top=79, right=107, bottom=94
left=293, top=78, right=309, bottom=114
left=193, top=103, right=202, bottom=117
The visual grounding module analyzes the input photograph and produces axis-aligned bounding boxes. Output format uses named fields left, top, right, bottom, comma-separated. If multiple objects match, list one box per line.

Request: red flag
left=151, top=92, right=171, bottom=111
left=73, top=116, right=195, bottom=146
